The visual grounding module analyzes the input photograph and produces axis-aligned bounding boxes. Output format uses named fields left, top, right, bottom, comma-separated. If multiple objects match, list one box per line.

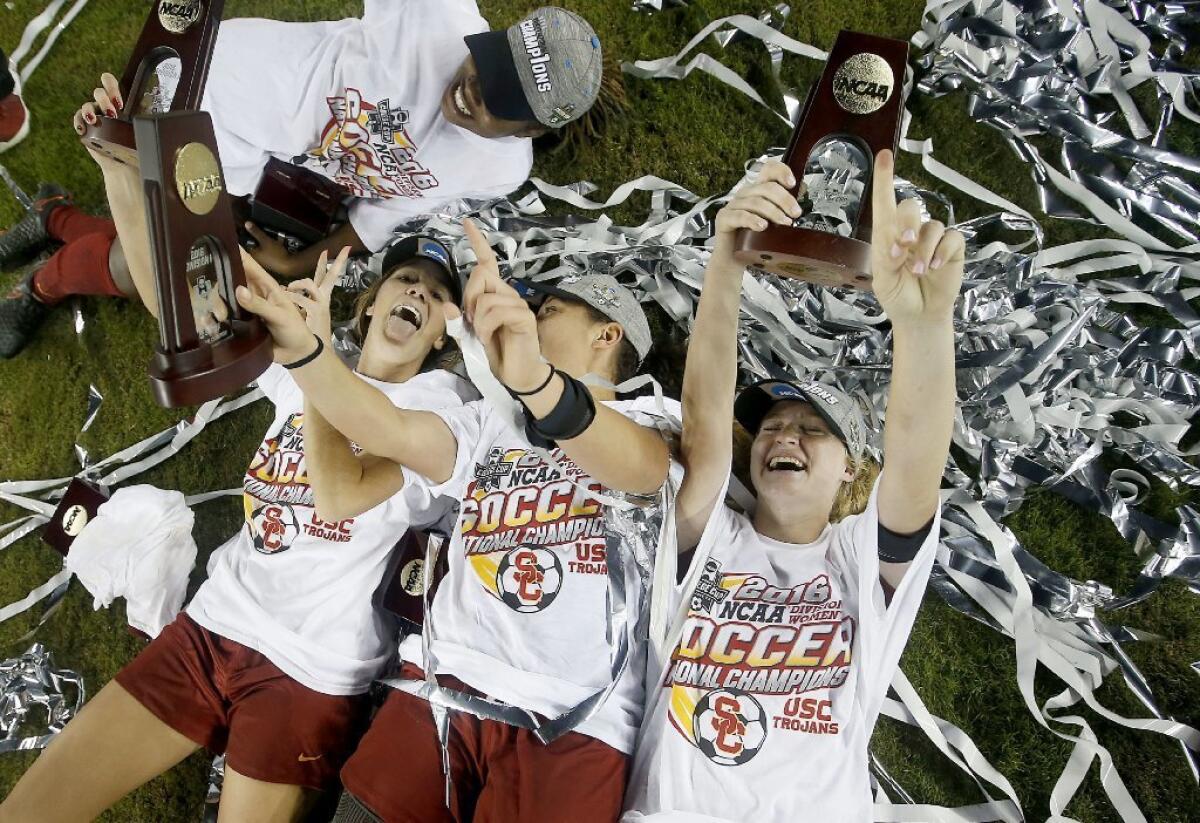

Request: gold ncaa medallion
left=62, top=505, right=89, bottom=537
left=175, top=142, right=223, bottom=216
left=400, top=559, right=426, bottom=596
left=832, top=53, right=894, bottom=115
left=158, top=0, right=203, bottom=35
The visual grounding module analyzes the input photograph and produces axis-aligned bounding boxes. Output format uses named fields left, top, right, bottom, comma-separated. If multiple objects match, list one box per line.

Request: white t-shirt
left=187, top=365, right=472, bottom=695
left=399, top=396, right=682, bottom=754
left=623, top=474, right=939, bottom=823
left=200, top=0, right=533, bottom=251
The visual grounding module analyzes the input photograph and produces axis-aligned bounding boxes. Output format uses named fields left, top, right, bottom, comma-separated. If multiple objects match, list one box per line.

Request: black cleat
left=0, top=183, right=72, bottom=268
left=0, top=261, right=52, bottom=359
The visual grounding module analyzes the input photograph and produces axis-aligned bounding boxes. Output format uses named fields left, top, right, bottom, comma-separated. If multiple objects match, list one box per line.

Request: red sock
left=45, top=204, right=116, bottom=245
left=31, top=232, right=124, bottom=306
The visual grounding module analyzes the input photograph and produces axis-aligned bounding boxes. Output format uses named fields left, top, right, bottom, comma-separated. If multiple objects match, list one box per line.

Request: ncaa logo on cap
left=418, top=239, right=448, bottom=267
left=769, top=383, right=804, bottom=400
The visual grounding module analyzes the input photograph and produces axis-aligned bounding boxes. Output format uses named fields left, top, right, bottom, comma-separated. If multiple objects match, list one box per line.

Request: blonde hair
left=830, top=456, right=880, bottom=522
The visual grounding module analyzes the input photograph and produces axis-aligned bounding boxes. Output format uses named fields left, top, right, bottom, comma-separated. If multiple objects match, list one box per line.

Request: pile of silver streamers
left=0, top=644, right=84, bottom=753
left=1, top=3, right=1197, bottom=819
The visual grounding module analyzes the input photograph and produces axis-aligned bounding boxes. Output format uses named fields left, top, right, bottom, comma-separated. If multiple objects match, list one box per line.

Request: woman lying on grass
left=623, top=151, right=963, bottom=822
left=0, top=80, right=473, bottom=823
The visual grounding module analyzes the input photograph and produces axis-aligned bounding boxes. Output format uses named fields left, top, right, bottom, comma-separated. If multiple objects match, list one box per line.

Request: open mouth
left=453, top=82, right=472, bottom=119
left=390, top=303, right=423, bottom=330
left=767, top=456, right=807, bottom=473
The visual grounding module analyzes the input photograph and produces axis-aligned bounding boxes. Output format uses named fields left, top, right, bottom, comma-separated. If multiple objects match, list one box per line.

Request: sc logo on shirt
left=694, top=689, right=768, bottom=766
left=250, top=503, right=300, bottom=554
left=495, top=546, right=563, bottom=613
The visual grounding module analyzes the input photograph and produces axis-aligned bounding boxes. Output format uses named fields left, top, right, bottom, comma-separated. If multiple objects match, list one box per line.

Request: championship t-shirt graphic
left=302, top=88, right=440, bottom=201
left=242, top=411, right=356, bottom=555
left=460, top=446, right=608, bottom=613
left=664, top=556, right=854, bottom=766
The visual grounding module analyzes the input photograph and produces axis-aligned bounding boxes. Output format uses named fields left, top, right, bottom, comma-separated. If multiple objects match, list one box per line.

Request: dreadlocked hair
left=534, top=55, right=628, bottom=158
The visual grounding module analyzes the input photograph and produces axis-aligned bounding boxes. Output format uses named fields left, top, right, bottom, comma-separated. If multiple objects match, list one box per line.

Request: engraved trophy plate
left=80, top=0, right=223, bottom=166
left=733, top=30, right=909, bottom=290
left=136, top=111, right=272, bottom=407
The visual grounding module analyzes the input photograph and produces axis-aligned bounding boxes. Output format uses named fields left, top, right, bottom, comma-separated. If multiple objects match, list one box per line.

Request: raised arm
left=276, top=256, right=409, bottom=521
left=305, top=399, right=407, bottom=522
left=73, top=74, right=160, bottom=317
left=235, top=251, right=460, bottom=485
left=869, top=150, right=963, bottom=588
left=675, top=162, right=801, bottom=551
left=455, top=221, right=667, bottom=496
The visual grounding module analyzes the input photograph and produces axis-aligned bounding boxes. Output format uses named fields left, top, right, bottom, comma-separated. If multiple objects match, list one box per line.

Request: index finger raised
left=871, top=149, right=899, bottom=236
left=462, top=218, right=497, bottom=268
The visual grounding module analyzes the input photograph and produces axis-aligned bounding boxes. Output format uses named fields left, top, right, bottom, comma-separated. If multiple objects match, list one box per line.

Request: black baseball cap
left=380, top=236, right=463, bottom=305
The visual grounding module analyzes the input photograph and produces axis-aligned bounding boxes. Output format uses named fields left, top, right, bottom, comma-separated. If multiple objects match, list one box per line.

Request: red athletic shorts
left=340, top=663, right=630, bottom=823
left=115, top=612, right=369, bottom=789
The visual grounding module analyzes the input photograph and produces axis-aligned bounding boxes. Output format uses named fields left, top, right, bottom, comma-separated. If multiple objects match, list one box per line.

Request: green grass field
left=1, top=1, right=1197, bottom=820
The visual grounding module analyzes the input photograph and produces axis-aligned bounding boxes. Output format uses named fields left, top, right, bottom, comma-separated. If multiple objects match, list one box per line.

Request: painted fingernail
left=75, top=124, right=85, bottom=134
left=912, top=260, right=926, bottom=274
left=84, top=112, right=96, bottom=124
left=114, top=96, right=123, bottom=111
left=890, top=243, right=903, bottom=259
left=105, top=107, right=116, bottom=118
left=931, top=257, right=943, bottom=269
left=902, top=229, right=917, bottom=243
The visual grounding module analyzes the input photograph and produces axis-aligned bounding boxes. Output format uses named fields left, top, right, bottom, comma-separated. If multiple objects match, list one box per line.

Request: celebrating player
left=0, top=138, right=475, bottom=821
left=0, top=1, right=606, bottom=358
left=622, top=151, right=962, bottom=822
left=236, top=218, right=679, bottom=822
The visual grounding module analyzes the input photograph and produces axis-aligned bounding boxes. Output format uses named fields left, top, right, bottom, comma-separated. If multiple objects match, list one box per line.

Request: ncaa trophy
left=734, top=30, right=909, bottom=290
left=79, top=0, right=224, bottom=166
left=135, top=111, right=272, bottom=407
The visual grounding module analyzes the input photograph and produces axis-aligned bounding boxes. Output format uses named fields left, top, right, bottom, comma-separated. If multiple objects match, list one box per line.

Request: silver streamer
left=0, top=644, right=84, bottom=753
left=913, top=0, right=1200, bottom=250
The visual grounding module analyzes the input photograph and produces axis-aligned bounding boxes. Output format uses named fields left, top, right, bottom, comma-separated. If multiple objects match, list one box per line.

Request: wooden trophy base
left=148, top=319, right=273, bottom=408
left=734, top=224, right=873, bottom=288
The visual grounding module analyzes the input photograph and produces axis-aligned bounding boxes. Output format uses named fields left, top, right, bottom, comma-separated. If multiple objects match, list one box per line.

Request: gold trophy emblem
left=174, top=142, right=223, bottom=216
left=831, top=53, right=894, bottom=115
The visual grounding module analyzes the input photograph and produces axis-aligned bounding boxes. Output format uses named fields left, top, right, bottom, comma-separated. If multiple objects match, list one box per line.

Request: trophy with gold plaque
left=80, top=0, right=224, bottom=166
left=135, top=111, right=272, bottom=407
left=734, top=30, right=909, bottom=290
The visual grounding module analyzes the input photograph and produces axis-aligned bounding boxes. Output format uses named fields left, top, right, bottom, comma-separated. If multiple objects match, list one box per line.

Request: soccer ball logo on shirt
left=495, top=545, right=564, bottom=613
left=693, top=689, right=769, bottom=766
left=249, top=502, right=301, bottom=554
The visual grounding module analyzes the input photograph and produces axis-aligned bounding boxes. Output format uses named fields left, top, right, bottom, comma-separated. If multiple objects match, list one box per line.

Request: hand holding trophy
left=734, top=30, right=910, bottom=290
left=77, top=1, right=272, bottom=407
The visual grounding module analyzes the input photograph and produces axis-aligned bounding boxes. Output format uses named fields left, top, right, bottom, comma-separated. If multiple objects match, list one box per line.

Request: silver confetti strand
left=0, top=644, right=84, bottom=753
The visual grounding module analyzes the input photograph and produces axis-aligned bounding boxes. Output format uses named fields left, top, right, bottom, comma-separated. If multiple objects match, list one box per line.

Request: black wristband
left=507, top=363, right=556, bottom=398
left=525, top=371, right=597, bottom=443
left=283, top=334, right=324, bottom=370
left=878, top=517, right=934, bottom=563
